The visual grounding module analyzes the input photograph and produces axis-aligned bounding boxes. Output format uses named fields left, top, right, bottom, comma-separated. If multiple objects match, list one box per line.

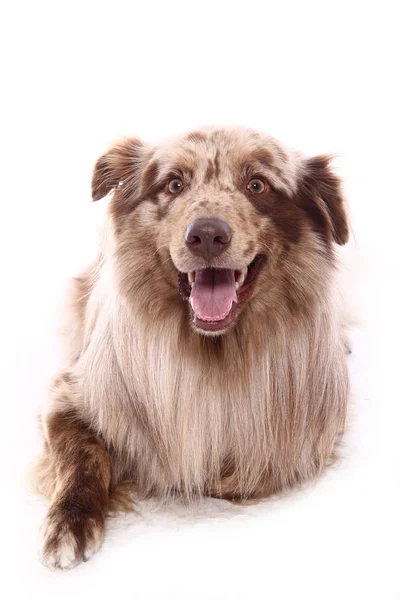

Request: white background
left=2, top=1, right=399, bottom=598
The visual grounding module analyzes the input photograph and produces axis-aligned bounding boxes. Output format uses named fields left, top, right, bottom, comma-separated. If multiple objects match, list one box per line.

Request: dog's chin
left=178, top=255, right=266, bottom=335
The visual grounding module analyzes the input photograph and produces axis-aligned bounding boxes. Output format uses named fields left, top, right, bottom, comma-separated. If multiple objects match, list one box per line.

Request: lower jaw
left=192, top=306, right=237, bottom=332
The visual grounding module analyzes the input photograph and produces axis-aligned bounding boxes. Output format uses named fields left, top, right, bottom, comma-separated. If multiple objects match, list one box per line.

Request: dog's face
left=92, top=128, right=348, bottom=335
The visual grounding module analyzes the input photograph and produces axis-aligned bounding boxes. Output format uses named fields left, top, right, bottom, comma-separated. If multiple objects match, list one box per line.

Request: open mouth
left=178, top=255, right=266, bottom=331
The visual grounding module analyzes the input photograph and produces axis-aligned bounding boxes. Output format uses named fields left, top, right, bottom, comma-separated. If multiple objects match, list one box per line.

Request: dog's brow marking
left=251, top=148, right=274, bottom=169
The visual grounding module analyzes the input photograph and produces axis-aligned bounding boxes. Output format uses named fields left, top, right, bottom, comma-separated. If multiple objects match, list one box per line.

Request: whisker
left=257, top=241, right=274, bottom=255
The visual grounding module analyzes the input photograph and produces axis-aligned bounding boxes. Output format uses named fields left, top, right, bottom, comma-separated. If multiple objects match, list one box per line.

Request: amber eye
left=247, top=178, right=266, bottom=194
left=167, top=178, right=184, bottom=194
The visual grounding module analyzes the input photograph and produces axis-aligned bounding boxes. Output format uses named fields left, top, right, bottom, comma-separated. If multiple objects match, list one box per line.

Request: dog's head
left=92, top=127, right=348, bottom=335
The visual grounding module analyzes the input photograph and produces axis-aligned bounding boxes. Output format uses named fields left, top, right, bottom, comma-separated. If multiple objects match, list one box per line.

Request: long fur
left=35, top=126, right=350, bottom=568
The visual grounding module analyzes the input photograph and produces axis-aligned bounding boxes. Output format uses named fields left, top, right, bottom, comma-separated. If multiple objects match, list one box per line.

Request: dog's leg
left=39, top=381, right=111, bottom=570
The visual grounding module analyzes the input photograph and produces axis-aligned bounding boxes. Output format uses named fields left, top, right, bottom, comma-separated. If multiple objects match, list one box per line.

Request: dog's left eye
left=247, top=178, right=266, bottom=194
left=167, top=179, right=184, bottom=194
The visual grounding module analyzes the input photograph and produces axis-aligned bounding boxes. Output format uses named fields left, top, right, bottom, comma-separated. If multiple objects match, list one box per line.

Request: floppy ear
left=298, top=155, right=349, bottom=245
left=91, top=137, right=145, bottom=201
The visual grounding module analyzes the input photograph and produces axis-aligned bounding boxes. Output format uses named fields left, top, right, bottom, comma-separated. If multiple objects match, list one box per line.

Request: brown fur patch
left=204, top=160, right=214, bottom=184
left=39, top=408, right=111, bottom=568
left=246, top=188, right=304, bottom=245
left=214, top=149, right=220, bottom=180
left=249, top=147, right=274, bottom=169
left=141, top=160, right=161, bottom=197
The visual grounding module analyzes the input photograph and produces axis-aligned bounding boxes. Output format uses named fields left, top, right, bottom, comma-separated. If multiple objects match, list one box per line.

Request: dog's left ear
left=298, top=155, right=349, bottom=245
left=92, top=137, right=145, bottom=201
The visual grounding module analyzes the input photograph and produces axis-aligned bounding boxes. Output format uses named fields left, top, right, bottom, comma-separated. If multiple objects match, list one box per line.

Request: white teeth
left=189, top=296, right=194, bottom=310
left=188, top=271, right=195, bottom=286
left=236, top=268, right=247, bottom=288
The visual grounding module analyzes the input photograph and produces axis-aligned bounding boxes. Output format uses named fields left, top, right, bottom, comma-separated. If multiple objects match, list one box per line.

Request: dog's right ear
left=298, top=155, right=349, bottom=245
left=91, top=138, right=145, bottom=201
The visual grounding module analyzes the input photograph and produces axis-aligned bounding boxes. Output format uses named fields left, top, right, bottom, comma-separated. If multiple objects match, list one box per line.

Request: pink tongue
left=190, top=269, right=237, bottom=321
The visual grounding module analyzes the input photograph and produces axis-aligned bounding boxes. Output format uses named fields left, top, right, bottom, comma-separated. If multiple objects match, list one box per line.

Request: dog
left=35, top=126, right=350, bottom=569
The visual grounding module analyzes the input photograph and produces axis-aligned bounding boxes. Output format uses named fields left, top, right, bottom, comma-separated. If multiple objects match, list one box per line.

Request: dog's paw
left=39, top=501, right=105, bottom=570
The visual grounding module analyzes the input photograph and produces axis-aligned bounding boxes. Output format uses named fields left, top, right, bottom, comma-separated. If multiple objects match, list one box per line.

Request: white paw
left=39, top=505, right=104, bottom=570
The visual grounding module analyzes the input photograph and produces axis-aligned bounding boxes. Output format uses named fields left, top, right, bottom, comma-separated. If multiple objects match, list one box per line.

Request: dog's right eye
left=167, top=179, right=184, bottom=194
left=247, top=178, right=267, bottom=194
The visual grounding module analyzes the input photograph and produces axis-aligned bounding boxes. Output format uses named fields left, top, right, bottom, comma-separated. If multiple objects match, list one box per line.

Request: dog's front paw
left=39, top=500, right=105, bottom=570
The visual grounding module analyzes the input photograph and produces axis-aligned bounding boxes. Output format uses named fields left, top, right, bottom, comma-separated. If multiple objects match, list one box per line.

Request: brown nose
left=185, top=217, right=232, bottom=260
